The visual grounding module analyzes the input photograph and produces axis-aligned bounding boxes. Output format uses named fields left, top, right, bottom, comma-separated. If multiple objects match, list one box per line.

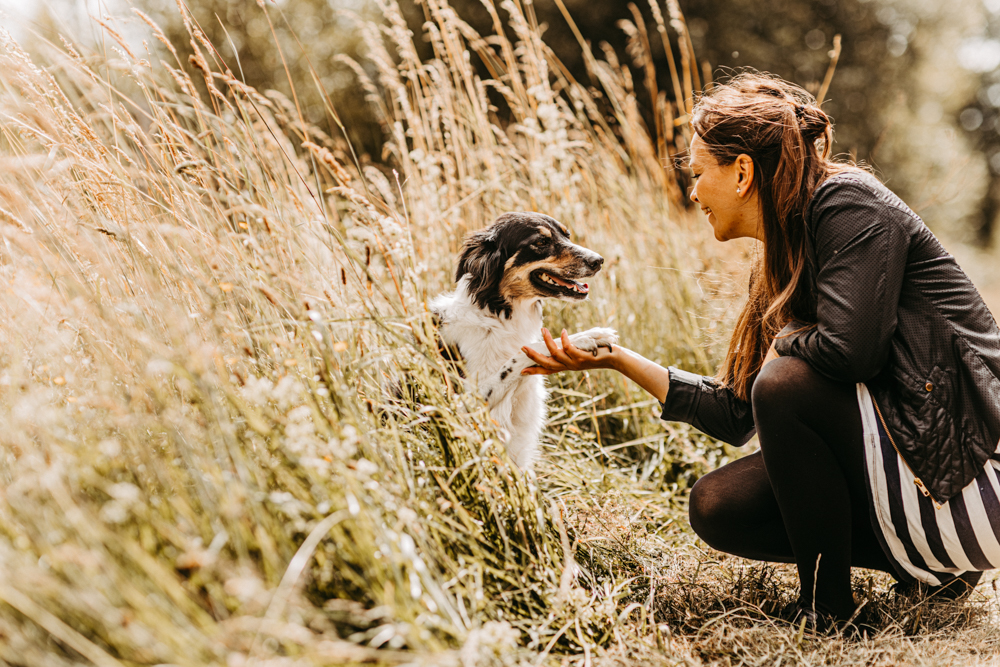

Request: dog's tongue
left=548, top=273, right=589, bottom=293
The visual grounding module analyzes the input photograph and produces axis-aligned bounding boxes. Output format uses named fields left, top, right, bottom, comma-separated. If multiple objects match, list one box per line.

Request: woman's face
left=688, top=134, right=762, bottom=242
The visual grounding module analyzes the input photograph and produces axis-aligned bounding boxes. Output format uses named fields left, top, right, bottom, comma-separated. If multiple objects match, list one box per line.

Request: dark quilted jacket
left=661, top=171, right=1000, bottom=503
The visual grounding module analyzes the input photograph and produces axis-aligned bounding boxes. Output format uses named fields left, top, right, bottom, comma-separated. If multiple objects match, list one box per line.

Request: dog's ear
left=456, top=229, right=510, bottom=317
left=455, top=228, right=495, bottom=282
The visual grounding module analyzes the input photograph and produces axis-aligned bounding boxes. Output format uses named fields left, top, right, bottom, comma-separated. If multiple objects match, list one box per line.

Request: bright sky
left=0, top=0, right=36, bottom=41
left=0, top=0, right=126, bottom=44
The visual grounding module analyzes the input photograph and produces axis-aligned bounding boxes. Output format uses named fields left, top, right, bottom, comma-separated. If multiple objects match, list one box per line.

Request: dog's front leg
left=477, top=352, right=537, bottom=408
left=477, top=361, right=546, bottom=469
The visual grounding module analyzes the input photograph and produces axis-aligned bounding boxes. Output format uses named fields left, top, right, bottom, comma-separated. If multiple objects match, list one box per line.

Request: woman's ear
left=735, top=154, right=755, bottom=195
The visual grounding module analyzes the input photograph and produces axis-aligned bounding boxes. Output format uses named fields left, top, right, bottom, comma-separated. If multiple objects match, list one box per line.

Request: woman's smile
left=688, top=133, right=762, bottom=242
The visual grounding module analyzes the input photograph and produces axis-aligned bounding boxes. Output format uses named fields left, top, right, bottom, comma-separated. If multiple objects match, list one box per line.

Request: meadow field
left=0, top=0, right=998, bottom=664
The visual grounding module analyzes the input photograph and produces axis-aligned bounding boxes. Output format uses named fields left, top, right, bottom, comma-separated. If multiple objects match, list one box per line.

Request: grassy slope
left=0, top=0, right=996, bottom=664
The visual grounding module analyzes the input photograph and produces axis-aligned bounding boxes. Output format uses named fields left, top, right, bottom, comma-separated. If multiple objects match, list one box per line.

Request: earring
left=736, top=188, right=741, bottom=195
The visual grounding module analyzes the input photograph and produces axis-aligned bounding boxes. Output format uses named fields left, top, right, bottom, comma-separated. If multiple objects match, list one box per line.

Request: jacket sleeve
left=660, top=367, right=757, bottom=446
left=773, top=178, right=909, bottom=382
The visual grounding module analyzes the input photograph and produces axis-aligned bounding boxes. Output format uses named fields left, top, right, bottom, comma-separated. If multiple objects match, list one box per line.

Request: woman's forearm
left=520, top=331, right=671, bottom=403
left=609, top=345, right=671, bottom=403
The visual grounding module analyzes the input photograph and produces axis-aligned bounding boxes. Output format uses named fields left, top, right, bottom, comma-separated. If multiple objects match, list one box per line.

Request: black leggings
left=688, top=356, right=896, bottom=619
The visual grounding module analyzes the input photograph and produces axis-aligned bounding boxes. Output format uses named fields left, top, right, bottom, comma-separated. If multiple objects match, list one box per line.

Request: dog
left=430, top=212, right=618, bottom=469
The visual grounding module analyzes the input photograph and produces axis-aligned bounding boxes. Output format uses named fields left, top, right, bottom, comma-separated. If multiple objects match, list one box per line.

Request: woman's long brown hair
left=691, top=72, right=860, bottom=402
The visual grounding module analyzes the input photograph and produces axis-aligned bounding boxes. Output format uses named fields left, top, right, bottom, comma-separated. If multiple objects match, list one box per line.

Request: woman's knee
left=689, top=454, right=783, bottom=557
left=750, top=355, right=817, bottom=414
left=688, top=473, right=734, bottom=550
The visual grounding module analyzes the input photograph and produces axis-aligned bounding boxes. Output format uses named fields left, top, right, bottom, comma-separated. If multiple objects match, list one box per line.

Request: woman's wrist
left=609, top=345, right=644, bottom=373
left=607, top=345, right=627, bottom=372
left=607, top=345, right=671, bottom=403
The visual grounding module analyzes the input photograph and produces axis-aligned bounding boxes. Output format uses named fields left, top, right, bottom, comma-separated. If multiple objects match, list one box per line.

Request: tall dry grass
left=0, top=0, right=996, bottom=665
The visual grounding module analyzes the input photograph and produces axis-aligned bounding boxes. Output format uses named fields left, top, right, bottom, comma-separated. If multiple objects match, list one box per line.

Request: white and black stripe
left=858, top=384, right=1000, bottom=585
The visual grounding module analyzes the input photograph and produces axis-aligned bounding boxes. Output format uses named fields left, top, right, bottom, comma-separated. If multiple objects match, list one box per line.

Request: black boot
left=779, top=601, right=836, bottom=634
left=778, top=600, right=874, bottom=637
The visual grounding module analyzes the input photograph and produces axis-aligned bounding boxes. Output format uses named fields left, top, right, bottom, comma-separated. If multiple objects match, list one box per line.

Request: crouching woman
left=522, top=72, right=1000, bottom=628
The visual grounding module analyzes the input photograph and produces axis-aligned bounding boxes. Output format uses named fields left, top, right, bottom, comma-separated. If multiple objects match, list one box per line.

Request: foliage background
left=15, top=0, right=997, bottom=306
left=11, top=0, right=1000, bottom=244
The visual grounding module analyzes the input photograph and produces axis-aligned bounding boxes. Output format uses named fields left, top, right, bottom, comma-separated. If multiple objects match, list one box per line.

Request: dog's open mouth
left=531, top=269, right=590, bottom=297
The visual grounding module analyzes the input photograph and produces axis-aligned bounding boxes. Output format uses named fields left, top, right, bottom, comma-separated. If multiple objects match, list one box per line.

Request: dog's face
left=456, top=212, right=604, bottom=317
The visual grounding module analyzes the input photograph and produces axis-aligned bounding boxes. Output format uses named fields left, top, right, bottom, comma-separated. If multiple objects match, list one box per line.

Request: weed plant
left=0, top=0, right=996, bottom=664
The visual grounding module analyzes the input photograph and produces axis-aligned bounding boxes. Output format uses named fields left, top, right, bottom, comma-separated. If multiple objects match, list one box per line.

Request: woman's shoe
left=778, top=601, right=839, bottom=634
left=778, top=600, right=875, bottom=638
left=780, top=601, right=828, bottom=633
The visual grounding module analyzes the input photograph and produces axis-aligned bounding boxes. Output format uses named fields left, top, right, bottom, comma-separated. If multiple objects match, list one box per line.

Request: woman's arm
left=522, top=328, right=757, bottom=446
left=521, top=328, right=671, bottom=402
left=773, top=177, right=908, bottom=381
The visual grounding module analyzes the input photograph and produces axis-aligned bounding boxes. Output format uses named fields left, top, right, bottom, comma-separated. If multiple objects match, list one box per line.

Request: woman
left=522, top=73, right=1000, bottom=629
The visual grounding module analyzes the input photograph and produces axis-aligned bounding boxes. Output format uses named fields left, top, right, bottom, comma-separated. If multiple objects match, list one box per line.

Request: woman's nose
left=689, top=185, right=699, bottom=204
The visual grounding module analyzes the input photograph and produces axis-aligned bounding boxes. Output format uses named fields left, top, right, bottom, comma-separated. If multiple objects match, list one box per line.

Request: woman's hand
left=521, top=328, right=616, bottom=375
left=524, top=328, right=671, bottom=403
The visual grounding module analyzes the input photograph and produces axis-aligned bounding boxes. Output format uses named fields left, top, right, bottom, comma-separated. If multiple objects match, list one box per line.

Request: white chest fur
left=430, top=279, right=618, bottom=469
left=430, top=278, right=548, bottom=468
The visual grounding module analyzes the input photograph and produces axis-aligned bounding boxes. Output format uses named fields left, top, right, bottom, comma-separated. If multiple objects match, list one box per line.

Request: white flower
left=240, top=376, right=274, bottom=407
left=145, top=359, right=174, bottom=376
left=354, top=458, right=378, bottom=477
left=99, top=501, right=128, bottom=524
left=223, top=575, right=266, bottom=604
left=98, top=439, right=121, bottom=457
left=108, top=482, right=141, bottom=506
left=271, top=376, right=303, bottom=411
left=460, top=621, right=520, bottom=667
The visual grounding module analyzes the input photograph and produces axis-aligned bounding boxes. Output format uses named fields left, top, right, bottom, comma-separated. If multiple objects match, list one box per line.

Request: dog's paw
left=570, top=327, right=619, bottom=356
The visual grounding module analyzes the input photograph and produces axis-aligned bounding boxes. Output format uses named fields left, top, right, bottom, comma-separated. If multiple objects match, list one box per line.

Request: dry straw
left=0, top=0, right=994, bottom=664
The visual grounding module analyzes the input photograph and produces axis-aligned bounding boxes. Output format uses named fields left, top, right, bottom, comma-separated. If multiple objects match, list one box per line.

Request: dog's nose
left=588, top=254, right=605, bottom=271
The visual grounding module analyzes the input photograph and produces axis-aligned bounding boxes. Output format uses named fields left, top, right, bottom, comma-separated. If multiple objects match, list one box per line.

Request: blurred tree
left=396, top=0, right=993, bottom=244
left=136, top=0, right=385, bottom=158
left=955, top=4, right=1000, bottom=245
left=395, top=0, right=908, bottom=175
left=685, top=0, right=993, bottom=246
left=37, top=0, right=992, bottom=245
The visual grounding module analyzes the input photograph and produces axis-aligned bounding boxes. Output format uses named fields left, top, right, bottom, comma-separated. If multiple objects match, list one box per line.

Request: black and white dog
left=431, top=212, right=618, bottom=469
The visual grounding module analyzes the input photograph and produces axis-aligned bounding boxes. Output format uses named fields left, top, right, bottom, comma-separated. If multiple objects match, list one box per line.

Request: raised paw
left=569, top=327, right=619, bottom=356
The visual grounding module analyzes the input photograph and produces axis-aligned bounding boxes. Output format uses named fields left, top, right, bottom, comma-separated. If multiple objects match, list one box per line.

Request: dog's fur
left=431, top=212, right=618, bottom=469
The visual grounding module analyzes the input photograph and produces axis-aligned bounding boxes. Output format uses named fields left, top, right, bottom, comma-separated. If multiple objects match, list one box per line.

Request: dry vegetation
left=0, top=0, right=997, bottom=664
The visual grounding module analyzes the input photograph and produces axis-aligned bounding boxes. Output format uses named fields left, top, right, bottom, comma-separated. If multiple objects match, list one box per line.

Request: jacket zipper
left=871, top=396, right=944, bottom=510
